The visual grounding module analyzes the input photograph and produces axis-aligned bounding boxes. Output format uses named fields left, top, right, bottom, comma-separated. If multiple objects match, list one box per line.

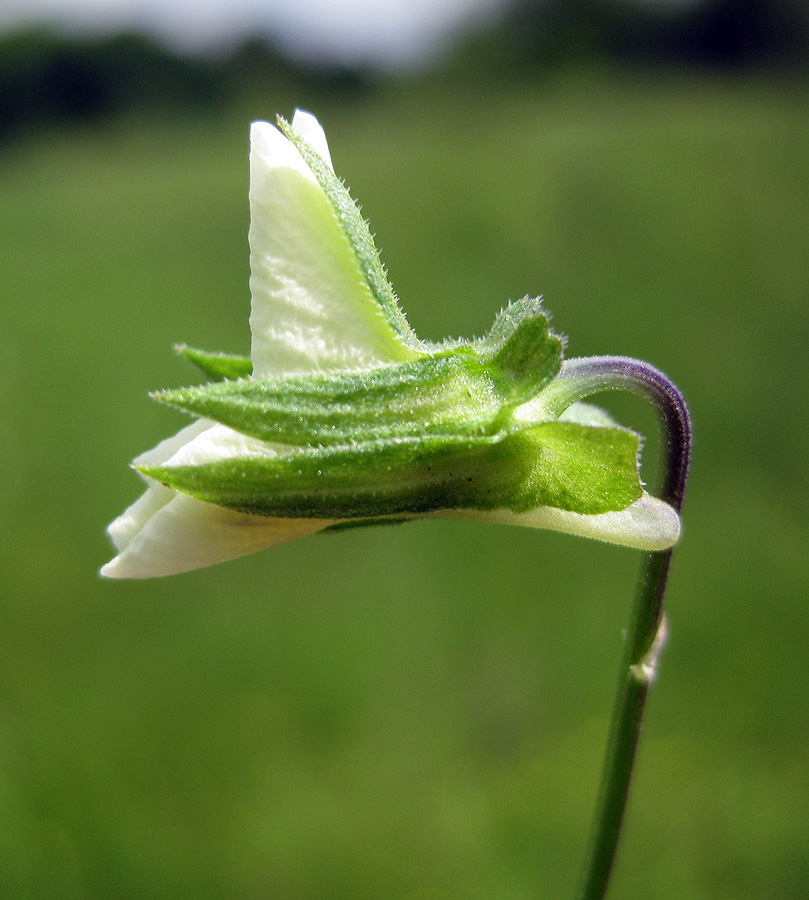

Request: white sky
left=0, top=0, right=508, bottom=68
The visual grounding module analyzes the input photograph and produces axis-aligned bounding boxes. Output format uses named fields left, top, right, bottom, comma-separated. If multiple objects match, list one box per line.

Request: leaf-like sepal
left=156, top=305, right=562, bottom=446
left=483, top=303, right=561, bottom=403
left=138, top=421, right=641, bottom=520
left=504, top=421, right=642, bottom=514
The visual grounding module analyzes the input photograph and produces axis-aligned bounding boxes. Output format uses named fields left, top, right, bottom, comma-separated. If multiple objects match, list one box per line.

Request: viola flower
left=101, top=110, right=679, bottom=579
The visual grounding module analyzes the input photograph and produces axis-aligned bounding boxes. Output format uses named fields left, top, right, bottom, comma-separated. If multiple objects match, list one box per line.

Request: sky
left=0, top=0, right=508, bottom=69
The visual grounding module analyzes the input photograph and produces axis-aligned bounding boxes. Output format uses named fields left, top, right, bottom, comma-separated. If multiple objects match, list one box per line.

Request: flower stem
left=554, top=357, right=691, bottom=900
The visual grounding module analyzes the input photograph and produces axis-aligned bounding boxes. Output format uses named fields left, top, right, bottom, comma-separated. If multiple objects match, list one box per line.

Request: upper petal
left=290, top=109, right=332, bottom=169
left=248, top=116, right=416, bottom=377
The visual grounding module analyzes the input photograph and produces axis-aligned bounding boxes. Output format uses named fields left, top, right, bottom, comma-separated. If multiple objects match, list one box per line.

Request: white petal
left=106, top=419, right=278, bottom=556
left=248, top=120, right=414, bottom=378
left=102, top=420, right=322, bottom=578
left=437, top=493, right=680, bottom=552
left=106, top=481, right=175, bottom=554
left=291, top=109, right=333, bottom=169
left=161, top=421, right=288, bottom=467
left=101, top=492, right=337, bottom=579
left=107, top=419, right=214, bottom=553
left=133, top=418, right=212, bottom=467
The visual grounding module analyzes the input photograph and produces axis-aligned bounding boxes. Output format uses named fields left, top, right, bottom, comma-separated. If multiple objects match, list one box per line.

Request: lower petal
left=101, top=492, right=337, bottom=579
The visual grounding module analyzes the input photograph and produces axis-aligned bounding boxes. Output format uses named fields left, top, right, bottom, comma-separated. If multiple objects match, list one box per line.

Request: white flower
left=101, top=111, right=679, bottom=579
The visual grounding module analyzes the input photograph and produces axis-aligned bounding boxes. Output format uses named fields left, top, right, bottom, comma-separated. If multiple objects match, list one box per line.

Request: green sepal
left=278, top=115, right=419, bottom=352
left=174, top=345, right=253, bottom=382
left=482, top=303, right=562, bottom=404
left=505, top=421, right=642, bottom=514
left=154, top=349, right=512, bottom=445
left=137, top=421, right=641, bottom=520
left=478, top=297, right=547, bottom=350
left=156, top=305, right=561, bottom=445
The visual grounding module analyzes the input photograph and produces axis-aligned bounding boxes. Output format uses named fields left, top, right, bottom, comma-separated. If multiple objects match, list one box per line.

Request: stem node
left=629, top=613, right=667, bottom=685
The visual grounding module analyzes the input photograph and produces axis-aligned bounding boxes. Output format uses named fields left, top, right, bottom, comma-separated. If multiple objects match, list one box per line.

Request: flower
left=101, top=111, right=679, bottom=579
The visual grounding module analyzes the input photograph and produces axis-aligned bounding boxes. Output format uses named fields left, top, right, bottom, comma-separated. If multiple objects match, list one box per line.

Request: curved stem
left=556, top=357, right=691, bottom=900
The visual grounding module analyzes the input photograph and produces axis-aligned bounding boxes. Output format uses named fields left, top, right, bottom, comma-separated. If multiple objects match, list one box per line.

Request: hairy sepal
left=138, top=420, right=641, bottom=520
left=155, top=307, right=562, bottom=446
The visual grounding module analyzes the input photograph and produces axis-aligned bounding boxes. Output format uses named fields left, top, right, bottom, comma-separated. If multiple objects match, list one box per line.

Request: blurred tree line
left=1, top=0, right=807, bottom=140
left=0, top=27, right=368, bottom=141
left=452, top=0, right=809, bottom=75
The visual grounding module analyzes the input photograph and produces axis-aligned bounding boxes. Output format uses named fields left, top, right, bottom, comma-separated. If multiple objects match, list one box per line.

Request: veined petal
left=101, top=492, right=337, bottom=579
left=439, top=493, right=680, bottom=552
left=249, top=117, right=417, bottom=377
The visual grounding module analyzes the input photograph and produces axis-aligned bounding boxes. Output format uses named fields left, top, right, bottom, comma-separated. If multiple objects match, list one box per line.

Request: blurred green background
left=1, top=3, right=809, bottom=898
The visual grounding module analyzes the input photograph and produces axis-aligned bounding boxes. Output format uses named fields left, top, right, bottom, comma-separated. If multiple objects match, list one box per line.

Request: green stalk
left=551, top=357, right=691, bottom=900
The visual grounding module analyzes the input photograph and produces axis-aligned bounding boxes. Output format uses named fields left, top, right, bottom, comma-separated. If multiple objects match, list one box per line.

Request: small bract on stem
left=101, top=110, right=691, bottom=900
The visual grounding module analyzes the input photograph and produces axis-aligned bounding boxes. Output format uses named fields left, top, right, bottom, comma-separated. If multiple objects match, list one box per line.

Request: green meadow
left=1, top=74, right=808, bottom=899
